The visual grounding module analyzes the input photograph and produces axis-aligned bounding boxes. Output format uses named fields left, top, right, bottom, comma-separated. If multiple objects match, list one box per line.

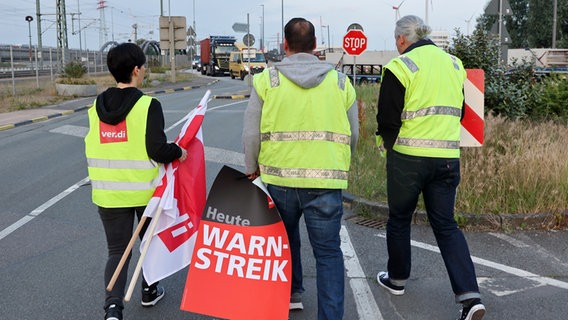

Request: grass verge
left=350, top=84, right=568, bottom=218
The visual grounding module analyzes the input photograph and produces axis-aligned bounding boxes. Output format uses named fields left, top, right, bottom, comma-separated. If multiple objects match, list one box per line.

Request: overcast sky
left=1, top=0, right=489, bottom=52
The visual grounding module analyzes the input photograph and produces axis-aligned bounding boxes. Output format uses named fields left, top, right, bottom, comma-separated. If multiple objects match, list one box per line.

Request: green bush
left=485, top=60, right=539, bottom=120
left=449, top=28, right=568, bottom=123
left=528, top=74, right=568, bottom=122
left=61, top=60, right=87, bottom=78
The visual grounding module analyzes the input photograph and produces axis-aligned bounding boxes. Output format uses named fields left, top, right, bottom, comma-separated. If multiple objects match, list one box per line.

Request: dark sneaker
left=141, top=286, right=165, bottom=307
left=104, top=303, right=122, bottom=320
left=289, top=292, right=304, bottom=310
left=377, top=271, right=405, bottom=295
left=458, top=300, right=486, bottom=320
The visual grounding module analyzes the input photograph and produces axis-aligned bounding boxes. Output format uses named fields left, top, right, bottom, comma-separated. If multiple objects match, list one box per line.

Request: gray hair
left=394, top=15, right=431, bottom=43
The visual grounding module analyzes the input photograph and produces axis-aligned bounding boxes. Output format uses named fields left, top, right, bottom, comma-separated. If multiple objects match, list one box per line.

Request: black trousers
left=99, top=206, right=157, bottom=308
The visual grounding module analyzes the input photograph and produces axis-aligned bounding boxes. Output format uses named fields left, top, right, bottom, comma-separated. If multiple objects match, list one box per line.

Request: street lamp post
left=322, top=25, right=330, bottom=53
left=260, top=4, right=264, bottom=52
left=25, top=15, right=34, bottom=65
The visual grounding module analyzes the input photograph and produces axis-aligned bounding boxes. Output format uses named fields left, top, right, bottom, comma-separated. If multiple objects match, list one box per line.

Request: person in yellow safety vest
left=242, top=17, right=358, bottom=320
left=374, top=15, right=486, bottom=320
left=84, top=42, right=187, bottom=320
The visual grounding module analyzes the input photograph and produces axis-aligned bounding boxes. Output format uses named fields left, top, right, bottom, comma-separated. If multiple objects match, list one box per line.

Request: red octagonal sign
left=343, top=29, right=367, bottom=56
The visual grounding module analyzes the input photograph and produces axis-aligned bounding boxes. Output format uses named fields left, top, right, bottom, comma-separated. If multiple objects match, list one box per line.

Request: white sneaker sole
left=289, top=302, right=304, bottom=310
left=377, top=272, right=405, bottom=296
left=464, top=304, right=486, bottom=320
left=141, top=288, right=165, bottom=307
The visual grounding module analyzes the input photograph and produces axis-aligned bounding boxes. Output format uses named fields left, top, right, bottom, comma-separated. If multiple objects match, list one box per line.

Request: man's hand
left=375, top=135, right=386, bottom=158
left=246, top=168, right=260, bottom=180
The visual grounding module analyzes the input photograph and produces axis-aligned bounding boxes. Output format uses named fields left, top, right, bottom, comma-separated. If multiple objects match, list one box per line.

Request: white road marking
left=375, top=232, right=568, bottom=291
left=0, top=177, right=89, bottom=241
left=341, top=225, right=384, bottom=320
left=49, top=125, right=89, bottom=138
left=489, top=232, right=530, bottom=248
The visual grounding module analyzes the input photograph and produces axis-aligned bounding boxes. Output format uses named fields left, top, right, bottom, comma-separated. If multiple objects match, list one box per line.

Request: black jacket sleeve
left=376, top=69, right=405, bottom=150
left=145, top=98, right=182, bottom=164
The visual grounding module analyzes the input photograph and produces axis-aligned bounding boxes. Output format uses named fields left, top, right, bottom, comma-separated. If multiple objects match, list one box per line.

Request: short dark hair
left=107, top=42, right=146, bottom=83
left=284, top=17, right=316, bottom=53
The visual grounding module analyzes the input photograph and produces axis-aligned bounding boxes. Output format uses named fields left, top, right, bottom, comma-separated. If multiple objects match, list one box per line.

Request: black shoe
left=377, top=271, right=405, bottom=295
left=104, top=303, right=123, bottom=320
left=141, top=285, right=165, bottom=307
left=458, top=299, right=486, bottom=320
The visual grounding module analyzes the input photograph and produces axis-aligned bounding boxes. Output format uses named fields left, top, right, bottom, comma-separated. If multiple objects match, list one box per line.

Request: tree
left=506, top=0, right=530, bottom=48
left=480, top=0, right=568, bottom=48
left=449, top=28, right=538, bottom=119
left=527, top=0, right=554, bottom=47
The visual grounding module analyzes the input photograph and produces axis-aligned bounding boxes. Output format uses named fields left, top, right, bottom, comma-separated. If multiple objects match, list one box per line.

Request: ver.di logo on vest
left=99, top=120, right=128, bottom=143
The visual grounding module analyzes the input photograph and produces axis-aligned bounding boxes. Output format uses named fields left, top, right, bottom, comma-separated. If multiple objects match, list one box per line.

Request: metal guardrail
left=0, top=69, right=52, bottom=79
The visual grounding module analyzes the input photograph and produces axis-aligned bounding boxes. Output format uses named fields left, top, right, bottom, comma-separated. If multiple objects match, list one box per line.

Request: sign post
left=159, top=16, right=187, bottom=83
left=342, top=28, right=367, bottom=84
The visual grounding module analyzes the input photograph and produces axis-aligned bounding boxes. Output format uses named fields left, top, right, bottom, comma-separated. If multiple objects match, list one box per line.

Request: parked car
left=192, top=55, right=201, bottom=71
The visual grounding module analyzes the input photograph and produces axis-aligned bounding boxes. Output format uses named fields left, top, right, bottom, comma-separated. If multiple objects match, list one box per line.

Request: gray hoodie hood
left=274, top=53, right=334, bottom=89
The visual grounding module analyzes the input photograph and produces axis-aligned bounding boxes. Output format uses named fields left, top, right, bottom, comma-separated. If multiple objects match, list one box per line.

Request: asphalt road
left=0, top=75, right=567, bottom=320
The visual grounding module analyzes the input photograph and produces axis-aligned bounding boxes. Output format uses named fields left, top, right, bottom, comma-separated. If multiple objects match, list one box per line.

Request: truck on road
left=200, top=36, right=236, bottom=76
left=229, top=43, right=267, bottom=80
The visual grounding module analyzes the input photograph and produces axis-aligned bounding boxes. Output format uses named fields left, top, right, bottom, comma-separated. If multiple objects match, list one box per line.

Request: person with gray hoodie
left=242, top=17, right=358, bottom=320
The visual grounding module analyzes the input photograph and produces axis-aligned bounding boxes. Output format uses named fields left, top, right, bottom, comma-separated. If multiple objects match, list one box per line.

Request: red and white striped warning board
left=461, top=69, right=485, bottom=147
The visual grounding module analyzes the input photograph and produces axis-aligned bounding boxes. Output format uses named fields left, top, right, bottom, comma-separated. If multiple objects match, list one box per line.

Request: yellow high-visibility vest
left=253, top=67, right=356, bottom=189
left=384, top=45, right=466, bottom=158
left=84, top=95, right=160, bottom=207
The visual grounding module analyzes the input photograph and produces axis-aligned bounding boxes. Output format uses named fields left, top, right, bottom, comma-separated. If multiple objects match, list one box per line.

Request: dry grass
left=459, top=115, right=568, bottom=215
left=0, top=75, right=115, bottom=113
left=349, top=85, right=568, bottom=216
left=0, top=71, right=194, bottom=114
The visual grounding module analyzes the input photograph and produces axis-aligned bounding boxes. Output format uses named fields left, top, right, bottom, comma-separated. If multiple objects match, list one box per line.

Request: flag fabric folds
left=140, top=90, right=210, bottom=285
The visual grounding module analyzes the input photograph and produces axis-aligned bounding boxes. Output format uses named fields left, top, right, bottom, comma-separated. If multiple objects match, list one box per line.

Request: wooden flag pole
left=124, top=204, right=165, bottom=302
left=106, top=215, right=148, bottom=292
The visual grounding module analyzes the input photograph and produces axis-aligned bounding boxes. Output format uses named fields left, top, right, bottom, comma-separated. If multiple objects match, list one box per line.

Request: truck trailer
left=200, top=36, right=236, bottom=76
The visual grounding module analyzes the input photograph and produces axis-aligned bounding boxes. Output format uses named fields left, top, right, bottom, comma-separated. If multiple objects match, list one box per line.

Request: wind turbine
left=392, top=0, right=406, bottom=22
left=465, top=12, right=475, bottom=35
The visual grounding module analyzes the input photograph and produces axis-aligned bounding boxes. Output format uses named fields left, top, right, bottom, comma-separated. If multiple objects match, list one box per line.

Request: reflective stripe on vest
left=401, top=106, right=461, bottom=120
left=85, top=95, right=159, bottom=207
left=396, top=137, right=460, bottom=149
left=86, top=158, right=157, bottom=170
left=399, top=55, right=419, bottom=73
left=261, top=131, right=351, bottom=145
left=259, top=165, right=348, bottom=181
left=91, top=179, right=158, bottom=191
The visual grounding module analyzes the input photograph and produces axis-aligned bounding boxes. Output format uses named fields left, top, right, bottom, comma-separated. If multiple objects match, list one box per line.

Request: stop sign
left=343, top=29, right=367, bottom=56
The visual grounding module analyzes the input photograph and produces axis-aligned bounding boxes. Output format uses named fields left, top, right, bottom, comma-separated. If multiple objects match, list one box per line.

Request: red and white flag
left=140, top=90, right=210, bottom=285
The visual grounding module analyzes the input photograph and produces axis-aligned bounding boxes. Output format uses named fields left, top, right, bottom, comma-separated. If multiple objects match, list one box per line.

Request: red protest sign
left=181, top=166, right=291, bottom=320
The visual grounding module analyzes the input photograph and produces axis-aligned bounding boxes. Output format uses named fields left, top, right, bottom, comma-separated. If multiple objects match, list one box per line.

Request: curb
left=343, top=192, right=568, bottom=231
left=0, top=106, right=91, bottom=132
left=144, top=79, right=219, bottom=96
left=213, top=94, right=250, bottom=100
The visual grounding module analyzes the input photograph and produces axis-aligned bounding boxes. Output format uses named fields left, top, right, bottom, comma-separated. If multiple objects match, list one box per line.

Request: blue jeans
left=385, top=150, right=480, bottom=303
left=267, top=185, right=344, bottom=320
